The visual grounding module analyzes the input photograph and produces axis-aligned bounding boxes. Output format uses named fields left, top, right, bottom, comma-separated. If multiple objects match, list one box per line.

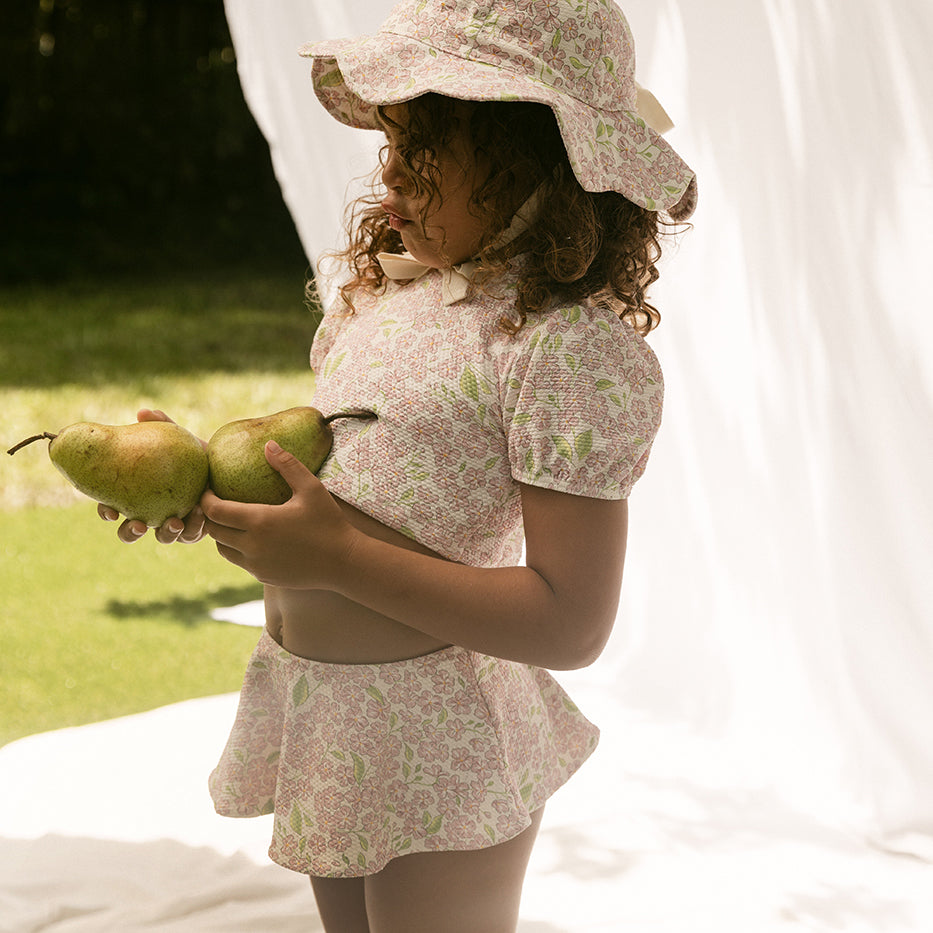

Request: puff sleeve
left=497, top=304, right=663, bottom=499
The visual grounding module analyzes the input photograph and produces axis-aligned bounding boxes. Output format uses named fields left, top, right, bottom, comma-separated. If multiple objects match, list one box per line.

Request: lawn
left=1, top=270, right=321, bottom=745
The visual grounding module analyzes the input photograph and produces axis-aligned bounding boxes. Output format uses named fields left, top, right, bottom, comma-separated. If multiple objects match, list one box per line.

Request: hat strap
left=635, top=82, right=674, bottom=134
left=376, top=183, right=545, bottom=305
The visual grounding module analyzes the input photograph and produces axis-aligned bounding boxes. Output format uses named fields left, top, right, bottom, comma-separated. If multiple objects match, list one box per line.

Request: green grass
left=0, top=270, right=320, bottom=745
left=1, top=505, right=263, bottom=745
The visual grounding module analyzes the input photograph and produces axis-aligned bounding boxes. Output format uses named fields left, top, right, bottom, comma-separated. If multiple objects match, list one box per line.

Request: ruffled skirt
left=209, top=629, right=599, bottom=877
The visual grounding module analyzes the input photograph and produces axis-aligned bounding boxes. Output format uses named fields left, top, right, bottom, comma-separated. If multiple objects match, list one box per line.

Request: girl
left=104, top=2, right=695, bottom=930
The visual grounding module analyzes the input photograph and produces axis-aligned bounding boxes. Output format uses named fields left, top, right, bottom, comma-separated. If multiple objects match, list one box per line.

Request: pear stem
left=7, top=432, right=58, bottom=456
left=323, top=409, right=378, bottom=426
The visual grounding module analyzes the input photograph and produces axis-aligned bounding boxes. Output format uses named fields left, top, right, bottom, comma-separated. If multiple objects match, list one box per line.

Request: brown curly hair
left=328, top=94, right=683, bottom=336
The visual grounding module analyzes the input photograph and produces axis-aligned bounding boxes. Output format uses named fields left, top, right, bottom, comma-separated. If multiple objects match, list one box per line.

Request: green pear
left=7, top=421, right=208, bottom=526
left=207, top=407, right=376, bottom=504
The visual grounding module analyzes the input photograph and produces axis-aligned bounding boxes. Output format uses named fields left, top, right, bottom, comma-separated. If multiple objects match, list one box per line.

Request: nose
left=381, top=145, right=407, bottom=192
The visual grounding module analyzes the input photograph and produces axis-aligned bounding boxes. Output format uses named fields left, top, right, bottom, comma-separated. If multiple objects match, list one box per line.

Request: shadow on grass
left=105, top=584, right=263, bottom=627
left=0, top=271, right=322, bottom=389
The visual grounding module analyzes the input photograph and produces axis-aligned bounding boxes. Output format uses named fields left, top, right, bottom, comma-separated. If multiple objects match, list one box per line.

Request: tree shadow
left=105, top=583, right=262, bottom=627
left=538, top=823, right=640, bottom=882
left=620, top=771, right=922, bottom=928
left=779, top=883, right=916, bottom=931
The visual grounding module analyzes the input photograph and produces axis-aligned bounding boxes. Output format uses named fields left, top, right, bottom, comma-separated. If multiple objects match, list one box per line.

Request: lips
left=382, top=201, right=412, bottom=231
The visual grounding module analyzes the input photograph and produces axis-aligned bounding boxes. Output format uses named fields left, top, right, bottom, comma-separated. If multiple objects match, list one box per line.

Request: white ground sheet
left=3, top=685, right=932, bottom=932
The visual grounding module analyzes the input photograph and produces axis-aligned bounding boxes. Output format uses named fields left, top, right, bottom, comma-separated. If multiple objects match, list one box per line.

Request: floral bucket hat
left=299, top=0, right=697, bottom=220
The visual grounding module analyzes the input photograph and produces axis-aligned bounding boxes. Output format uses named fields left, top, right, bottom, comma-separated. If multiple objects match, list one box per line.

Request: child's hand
left=97, top=408, right=208, bottom=545
left=201, top=440, right=356, bottom=589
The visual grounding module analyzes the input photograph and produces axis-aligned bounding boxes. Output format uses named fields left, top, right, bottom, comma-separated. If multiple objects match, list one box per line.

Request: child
left=104, top=1, right=695, bottom=930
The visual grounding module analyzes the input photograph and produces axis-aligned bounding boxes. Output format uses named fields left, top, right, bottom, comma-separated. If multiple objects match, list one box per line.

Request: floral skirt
left=208, top=629, right=599, bottom=878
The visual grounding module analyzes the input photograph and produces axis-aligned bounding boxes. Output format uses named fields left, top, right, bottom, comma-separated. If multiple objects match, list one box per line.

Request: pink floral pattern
left=300, top=0, right=697, bottom=219
left=307, top=264, right=663, bottom=566
left=210, top=630, right=599, bottom=877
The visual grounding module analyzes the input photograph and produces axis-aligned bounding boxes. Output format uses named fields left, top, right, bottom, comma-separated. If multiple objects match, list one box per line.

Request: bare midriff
left=263, top=496, right=453, bottom=664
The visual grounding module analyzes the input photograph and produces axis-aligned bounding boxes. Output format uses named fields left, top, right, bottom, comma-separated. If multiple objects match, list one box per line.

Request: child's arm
left=201, top=441, right=628, bottom=671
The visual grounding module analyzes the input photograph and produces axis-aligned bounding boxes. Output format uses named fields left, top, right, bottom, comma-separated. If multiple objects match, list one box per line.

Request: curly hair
left=327, top=94, right=683, bottom=336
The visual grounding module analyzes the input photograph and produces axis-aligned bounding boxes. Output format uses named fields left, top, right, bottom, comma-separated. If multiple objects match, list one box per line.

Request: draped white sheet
left=222, top=0, right=933, bottom=856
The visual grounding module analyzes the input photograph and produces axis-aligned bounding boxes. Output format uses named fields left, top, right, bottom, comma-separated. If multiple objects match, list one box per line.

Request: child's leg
left=310, top=875, right=369, bottom=933
left=363, top=806, right=544, bottom=933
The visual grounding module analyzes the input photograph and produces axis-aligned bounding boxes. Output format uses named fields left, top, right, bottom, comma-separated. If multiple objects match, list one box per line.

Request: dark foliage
left=0, top=0, right=307, bottom=282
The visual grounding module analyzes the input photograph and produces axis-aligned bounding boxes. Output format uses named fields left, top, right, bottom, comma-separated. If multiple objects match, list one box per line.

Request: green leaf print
left=289, top=803, right=303, bottom=833
left=520, top=783, right=534, bottom=804
left=484, top=824, right=497, bottom=843
left=366, top=685, right=386, bottom=706
left=317, top=68, right=344, bottom=88
left=460, top=367, right=480, bottom=402
left=552, top=435, right=573, bottom=461
left=423, top=812, right=444, bottom=835
left=574, top=430, right=593, bottom=459
left=595, top=379, right=615, bottom=391
left=292, top=675, right=309, bottom=707
left=513, top=411, right=532, bottom=426
left=351, top=752, right=366, bottom=786
left=322, top=351, right=346, bottom=379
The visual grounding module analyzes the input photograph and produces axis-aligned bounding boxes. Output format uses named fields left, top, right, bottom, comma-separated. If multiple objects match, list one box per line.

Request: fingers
left=99, top=500, right=206, bottom=545
left=99, top=503, right=146, bottom=541
left=137, top=408, right=174, bottom=423
left=200, top=489, right=250, bottom=531
left=98, top=503, right=119, bottom=523
left=178, top=505, right=207, bottom=543
left=117, top=517, right=149, bottom=543
left=154, top=517, right=185, bottom=545
left=154, top=504, right=207, bottom=544
left=264, top=440, right=319, bottom=494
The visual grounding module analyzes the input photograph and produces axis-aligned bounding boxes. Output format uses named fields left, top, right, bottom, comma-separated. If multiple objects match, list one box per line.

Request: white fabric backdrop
left=223, top=0, right=933, bottom=856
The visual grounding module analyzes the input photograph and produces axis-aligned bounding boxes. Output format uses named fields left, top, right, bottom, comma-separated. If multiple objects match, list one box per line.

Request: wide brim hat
left=299, top=0, right=696, bottom=220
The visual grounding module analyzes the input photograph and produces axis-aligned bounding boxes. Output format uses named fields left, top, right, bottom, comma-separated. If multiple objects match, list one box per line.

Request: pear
left=207, top=407, right=376, bottom=504
left=7, top=421, right=209, bottom=527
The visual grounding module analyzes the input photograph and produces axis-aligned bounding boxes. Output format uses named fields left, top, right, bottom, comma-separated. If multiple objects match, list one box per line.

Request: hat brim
left=300, top=33, right=697, bottom=219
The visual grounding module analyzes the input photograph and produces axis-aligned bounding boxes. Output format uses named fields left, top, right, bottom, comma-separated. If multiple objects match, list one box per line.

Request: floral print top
left=308, top=264, right=663, bottom=567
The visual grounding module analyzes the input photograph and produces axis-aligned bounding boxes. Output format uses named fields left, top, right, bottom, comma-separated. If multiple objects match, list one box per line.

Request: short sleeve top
left=308, top=266, right=663, bottom=567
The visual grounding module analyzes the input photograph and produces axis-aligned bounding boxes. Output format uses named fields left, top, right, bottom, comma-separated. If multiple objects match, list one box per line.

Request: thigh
left=310, top=875, right=369, bottom=933
left=364, top=807, right=545, bottom=933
